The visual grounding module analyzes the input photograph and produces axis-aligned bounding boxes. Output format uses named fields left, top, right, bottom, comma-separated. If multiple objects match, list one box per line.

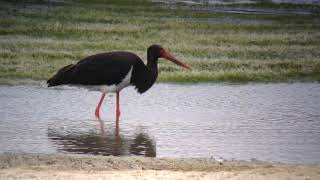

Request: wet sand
left=0, top=153, right=319, bottom=179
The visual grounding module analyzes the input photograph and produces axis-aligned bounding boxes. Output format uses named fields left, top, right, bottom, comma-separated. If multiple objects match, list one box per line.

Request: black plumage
left=47, top=46, right=162, bottom=93
left=47, top=44, right=190, bottom=118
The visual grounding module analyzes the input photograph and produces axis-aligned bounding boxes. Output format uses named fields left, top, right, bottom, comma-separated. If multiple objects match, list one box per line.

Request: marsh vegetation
left=0, top=0, right=319, bottom=82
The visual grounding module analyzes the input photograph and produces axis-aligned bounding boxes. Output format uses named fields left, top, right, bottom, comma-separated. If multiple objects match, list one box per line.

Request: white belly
left=98, top=66, right=133, bottom=93
left=59, top=67, right=133, bottom=93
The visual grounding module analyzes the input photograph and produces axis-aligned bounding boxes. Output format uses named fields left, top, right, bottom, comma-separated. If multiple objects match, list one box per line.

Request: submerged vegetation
left=0, top=0, right=319, bottom=82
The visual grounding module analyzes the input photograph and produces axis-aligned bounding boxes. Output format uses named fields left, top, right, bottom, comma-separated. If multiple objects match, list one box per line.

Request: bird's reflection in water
left=48, top=118, right=156, bottom=157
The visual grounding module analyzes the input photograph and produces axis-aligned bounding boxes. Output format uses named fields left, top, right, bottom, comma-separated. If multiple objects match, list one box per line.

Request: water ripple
left=0, top=83, right=319, bottom=163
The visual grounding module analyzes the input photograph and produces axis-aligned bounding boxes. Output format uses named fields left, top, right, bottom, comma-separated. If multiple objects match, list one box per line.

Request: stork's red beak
left=160, top=49, right=191, bottom=70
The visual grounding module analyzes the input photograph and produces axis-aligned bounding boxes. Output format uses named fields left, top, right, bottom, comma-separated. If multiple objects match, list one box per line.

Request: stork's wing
left=68, top=52, right=140, bottom=85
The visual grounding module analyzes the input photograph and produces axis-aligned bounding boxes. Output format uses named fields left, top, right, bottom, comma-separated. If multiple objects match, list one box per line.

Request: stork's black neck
left=130, top=44, right=162, bottom=94
left=130, top=55, right=159, bottom=94
left=145, top=55, right=158, bottom=88
left=146, top=56, right=158, bottom=74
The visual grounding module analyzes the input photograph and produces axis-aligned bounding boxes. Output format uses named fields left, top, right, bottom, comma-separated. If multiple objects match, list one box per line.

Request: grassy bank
left=0, top=0, right=319, bottom=82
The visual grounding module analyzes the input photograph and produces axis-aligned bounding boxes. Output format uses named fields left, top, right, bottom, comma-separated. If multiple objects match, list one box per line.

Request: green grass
left=0, top=0, right=319, bottom=83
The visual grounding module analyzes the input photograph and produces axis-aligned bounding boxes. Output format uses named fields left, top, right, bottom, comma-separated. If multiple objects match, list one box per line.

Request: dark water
left=159, top=0, right=320, bottom=5
left=156, top=0, right=320, bottom=15
left=0, top=83, right=320, bottom=164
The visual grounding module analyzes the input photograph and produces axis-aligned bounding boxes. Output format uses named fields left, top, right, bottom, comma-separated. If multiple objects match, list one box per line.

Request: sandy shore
left=0, top=153, right=319, bottom=179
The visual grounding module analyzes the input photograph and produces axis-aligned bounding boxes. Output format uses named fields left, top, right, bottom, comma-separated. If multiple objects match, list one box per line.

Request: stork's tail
left=47, top=64, right=75, bottom=87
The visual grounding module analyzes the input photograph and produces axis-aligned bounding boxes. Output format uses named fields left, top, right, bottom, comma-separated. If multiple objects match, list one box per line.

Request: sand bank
left=0, top=153, right=319, bottom=179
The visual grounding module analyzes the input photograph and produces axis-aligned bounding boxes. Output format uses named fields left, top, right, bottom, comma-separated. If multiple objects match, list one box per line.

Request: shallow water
left=0, top=83, right=320, bottom=164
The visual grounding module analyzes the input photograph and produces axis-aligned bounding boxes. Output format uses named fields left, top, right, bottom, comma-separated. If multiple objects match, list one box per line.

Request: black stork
left=47, top=44, right=191, bottom=120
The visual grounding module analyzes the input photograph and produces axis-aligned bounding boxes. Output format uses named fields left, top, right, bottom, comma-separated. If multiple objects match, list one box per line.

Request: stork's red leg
left=116, top=92, right=120, bottom=120
left=95, top=93, right=106, bottom=118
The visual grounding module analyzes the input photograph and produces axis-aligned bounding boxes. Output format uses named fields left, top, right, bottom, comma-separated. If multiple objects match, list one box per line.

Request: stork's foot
left=116, top=92, right=121, bottom=121
left=95, top=109, right=101, bottom=119
left=116, top=110, right=120, bottom=121
left=95, top=93, right=106, bottom=119
left=95, top=116, right=105, bottom=134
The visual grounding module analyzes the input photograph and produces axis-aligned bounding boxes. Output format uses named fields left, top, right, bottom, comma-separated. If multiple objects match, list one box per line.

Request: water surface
left=155, top=0, right=320, bottom=15
left=0, top=83, right=319, bottom=164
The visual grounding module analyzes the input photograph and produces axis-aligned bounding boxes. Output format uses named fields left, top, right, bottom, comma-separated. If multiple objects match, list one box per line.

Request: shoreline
left=0, top=153, right=319, bottom=179
left=0, top=77, right=319, bottom=86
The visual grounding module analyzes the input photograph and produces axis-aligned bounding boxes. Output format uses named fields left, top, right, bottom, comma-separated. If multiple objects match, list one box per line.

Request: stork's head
left=147, top=44, right=191, bottom=70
